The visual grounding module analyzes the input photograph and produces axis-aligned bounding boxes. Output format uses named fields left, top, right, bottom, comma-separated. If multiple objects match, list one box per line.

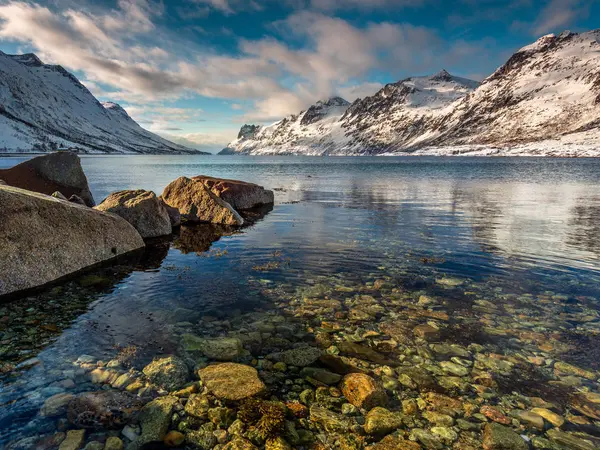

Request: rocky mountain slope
left=222, top=30, right=600, bottom=156
left=0, top=52, right=203, bottom=154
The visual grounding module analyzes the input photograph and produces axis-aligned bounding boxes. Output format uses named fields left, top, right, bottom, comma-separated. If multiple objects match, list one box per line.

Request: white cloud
left=309, top=0, right=425, bottom=11
left=511, top=0, right=591, bottom=36
left=337, top=82, right=384, bottom=101
left=158, top=129, right=239, bottom=153
left=0, top=0, right=498, bottom=131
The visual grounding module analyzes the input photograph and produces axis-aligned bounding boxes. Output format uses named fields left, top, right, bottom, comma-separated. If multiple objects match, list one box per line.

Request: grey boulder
left=0, top=185, right=144, bottom=297
left=95, top=190, right=172, bottom=238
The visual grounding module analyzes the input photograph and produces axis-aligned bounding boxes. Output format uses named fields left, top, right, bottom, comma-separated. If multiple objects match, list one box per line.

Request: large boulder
left=0, top=186, right=144, bottom=297
left=162, top=177, right=244, bottom=226
left=95, top=190, right=172, bottom=238
left=193, top=176, right=274, bottom=211
left=0, top=152, right=95, bottom=206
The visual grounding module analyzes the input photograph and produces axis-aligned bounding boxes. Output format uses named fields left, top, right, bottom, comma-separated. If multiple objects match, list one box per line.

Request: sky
left=0, top=0, right=597, bottom=153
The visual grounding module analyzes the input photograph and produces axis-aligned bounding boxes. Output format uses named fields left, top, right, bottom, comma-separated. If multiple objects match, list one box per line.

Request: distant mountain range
left=222, top=30, right=600, bottom=156
left=0, top=52, right=205, bottom=154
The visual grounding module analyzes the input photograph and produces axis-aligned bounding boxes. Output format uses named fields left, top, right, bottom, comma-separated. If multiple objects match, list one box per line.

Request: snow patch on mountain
left=0, top=52, right=204, bottom=154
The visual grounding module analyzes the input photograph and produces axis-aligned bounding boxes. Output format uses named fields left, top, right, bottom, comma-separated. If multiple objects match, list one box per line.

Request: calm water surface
left=1, top=155, right=600, bottom=448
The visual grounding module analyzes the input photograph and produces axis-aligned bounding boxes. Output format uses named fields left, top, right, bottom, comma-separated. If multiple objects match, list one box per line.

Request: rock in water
left=0, top=152, right=95, bottom=206
left=340, top=373, right=388, bottom=410
left=67, top=391, right=143, bottom=429
left=137, top=396, right=179, bottom=446
left=59, top=430, right=85, bottom=450
left=182, top=335, right=244, bottom=361
left=482, top=423, right=528, bottom=450
left=364, top=407, right=403, bottom=435
left=198, top=363, right=266, bottom=400
left=41, top=393, right=75, bottom=417
left=142, top=356, right=189, bottom=391
left=192, top=176, right=274, bottom=211
left=0, top=186, right=144, bottom=297
left=162, top=177, right=244, bottom=226
left=95, top=190, right=172, bottom=238
left=275, top=347, right=323, bottom=367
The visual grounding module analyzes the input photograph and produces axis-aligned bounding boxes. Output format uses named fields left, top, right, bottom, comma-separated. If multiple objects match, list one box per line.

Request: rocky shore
left=0, top=152, right=274, bottom=297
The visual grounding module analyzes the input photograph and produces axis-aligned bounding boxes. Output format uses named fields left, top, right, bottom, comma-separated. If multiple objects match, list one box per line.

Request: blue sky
left=0, top=0, right=597, bottom=152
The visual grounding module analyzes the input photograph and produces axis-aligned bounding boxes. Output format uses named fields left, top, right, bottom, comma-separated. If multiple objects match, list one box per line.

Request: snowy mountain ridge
left=222, top=29, right=600, bottom=156
left=0, top=52, right=203, bottom=154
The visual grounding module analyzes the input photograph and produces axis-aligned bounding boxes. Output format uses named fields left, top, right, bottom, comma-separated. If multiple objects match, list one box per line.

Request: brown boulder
left=162, top=177, right=243, bottom=226
left=0, top=152, right=95, bottom=206
left=96, top=190, right=172, bottom=238
left=0, top=185, right=144, bottom=297
left=193, top=175, right=274, bottom=210
left=340, top=373, right=388, bottom=410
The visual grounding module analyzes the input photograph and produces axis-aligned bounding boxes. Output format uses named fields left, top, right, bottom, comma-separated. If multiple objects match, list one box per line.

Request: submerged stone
left=364, top=407, right=403, bottom=435
left=340, top=373, right=388, bottom=410
left=309, top=405, right=353, bottom=433
left=137, top=396, right=179, bottom=446
left=142, top=356, right=189, bottom=391
left=482, top=423, right=528, bottom=450
left=198, top=363, right=266, bottom=400
left=59, top=430, right=85, bottom=450
left=274, top=346, right=323, bottom=367
left=182, top=334, right=244, bottom=361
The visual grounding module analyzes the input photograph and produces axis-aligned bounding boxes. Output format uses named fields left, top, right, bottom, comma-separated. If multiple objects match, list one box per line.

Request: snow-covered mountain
left=222, top=30, right=600, bottom=156
left=0, top=52, right=204, bottom=154
left=220, top=96, right=353, bottom=155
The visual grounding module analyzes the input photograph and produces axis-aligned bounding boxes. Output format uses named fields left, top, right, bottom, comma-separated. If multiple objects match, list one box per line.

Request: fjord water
left=1, top=155, right=600, bottom=446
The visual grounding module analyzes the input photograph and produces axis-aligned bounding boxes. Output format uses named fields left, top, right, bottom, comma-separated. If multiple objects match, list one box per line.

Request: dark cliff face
left=300, top=97, right=350, bottom=126
left=237, top=125, right=260, bottom=139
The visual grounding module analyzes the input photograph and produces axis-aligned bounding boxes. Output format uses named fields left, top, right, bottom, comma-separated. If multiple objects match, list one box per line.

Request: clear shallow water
left=1, top=155, right=600, bottom=448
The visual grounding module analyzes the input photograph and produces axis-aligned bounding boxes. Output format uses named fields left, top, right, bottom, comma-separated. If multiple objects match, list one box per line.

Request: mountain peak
left=0, top=54, right=201, bottom=154
left=431, top=69, right=452, bottom=81
left=238, top=124, right=260, bottom=139
left=300, top=96, right=351, bottom=126
left=9, top=53, right=44, bottom=67
left=315, top=97, right=350, bottom=108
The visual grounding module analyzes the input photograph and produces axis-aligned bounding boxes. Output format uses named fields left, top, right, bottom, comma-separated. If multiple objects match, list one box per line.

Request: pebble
left=530, top=407, right=565, bottom=428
